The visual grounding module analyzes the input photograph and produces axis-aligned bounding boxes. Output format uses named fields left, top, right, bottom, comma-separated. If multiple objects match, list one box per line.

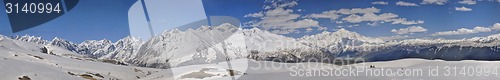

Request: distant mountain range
left=9, top=23, right=500, bottom=68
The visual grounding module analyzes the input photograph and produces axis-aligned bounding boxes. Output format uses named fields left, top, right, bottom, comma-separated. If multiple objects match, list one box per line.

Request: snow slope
left=233, top=58, right=500, bottom=80
left=137, top=58, right=500, bottom=80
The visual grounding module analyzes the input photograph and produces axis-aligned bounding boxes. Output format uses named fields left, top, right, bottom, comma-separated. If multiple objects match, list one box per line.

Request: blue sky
left=0, top=0, right=136, bottom=42
left=233, top=0, right=500, bottom=40
left=1, top=0, right=500, bottom=42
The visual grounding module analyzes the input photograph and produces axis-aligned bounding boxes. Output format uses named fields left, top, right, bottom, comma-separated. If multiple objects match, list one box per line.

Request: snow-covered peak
left=215, top=23, right=238, bottom=31
left=333, top=28, right=353, bottom=34
left=169, top=28, right=182, bottom=34
left=132, top=23, right=242, bottom=68
left=193, top=23, right=239, bottom=33
left=295, top=28, right=389, bottom=54
left=196, top=25, right=211, bottom=31
left=14, top=35, right=49, bottom=45
left=303, top=28, right=367, bottom=40
left=80, top=39, right=112, bottom=46
left=329, top=28, right=383, bottom=43
left=51, top=37, right=63, bottom=41
left=100, top=36, right=144, bottom=61
left=49, top=37, right=79, bottom=51
left=115, top=36, right=143, bottom=44
left=242, top=27, right=309, bottom=52
left=468, top=33, right=500, bottom=43
left=50, top=37, right=73, bottom=45
left=113, top=36, right=144, bottom=50
left=78, top=39, right=117, bottom=58
left=300, top=28, right=384, bottom=49
left=249, top=27, right=262, bottom=32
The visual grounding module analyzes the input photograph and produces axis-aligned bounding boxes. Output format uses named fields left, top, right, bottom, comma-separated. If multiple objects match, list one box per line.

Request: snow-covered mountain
left=242, top=28, right=327, bottom=62
left=5, top=34, right=500, bottom=80
left=9, top=24, right=500, bottom=69
left=49, top=37, right=80, bottom=54
left=78, top=39, right=115, bottom=58
left=130, top=23, right=325, bottom=68
left=100, top=36, right=144, bottom=62
left=299, top=28, right=385, bottom=55
left=0, top=35, right=161, bottom=80
left=131, top=23, right=247, bottom=68
left=11, top=35, right=143, bottom=59
left=300, top=28, right=384, bottom=48
left=13, top=35, right=49, bottom=45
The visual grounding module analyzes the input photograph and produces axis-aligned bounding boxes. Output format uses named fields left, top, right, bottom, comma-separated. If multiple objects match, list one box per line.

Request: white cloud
left=246, top=1, right=321, bottom=34
left=455, top=6, right=472, bottom=11
left=249, top=1, right=426, bottom=34
left=318, top=27, right=327, bottom=31
left=306, top=7, right=381, bottom=20
left=372, top=1, right=389, bottom=5
left=336, top=7, right=381, bottom=15
left=491, top=23, right=500, bottom=30
left=263, top=0, right=298, bottom=10
left=278, top=1, right=298, bottom=8
left=433, top=23, right=500, bottom=36
left=473, top=26, right=493, bottom=32
left=297, top=9, right=304, bottom=12
left=458, top=0, right=477, bottom=5
left=367, top=22, right=381, bottom=26
left=388, top=18, right=424, bottom=25
left=434, top=28, right=474, bottom=36
left=306, top=7, right=423, bottom=25
left=391, top=26, right=428, bottom=34
left=342, top=13, right=398, bottom=23
left=244, top=12, right=264, bottom=17
left=306, top=11, right=340, bottom=20
left=396, top=1, right=419, bottom=6
left=335, top=21, right=344, bottom=24
left=250, top=8, right=319, bottom=29
left=421, top=0, right=448, bottom=5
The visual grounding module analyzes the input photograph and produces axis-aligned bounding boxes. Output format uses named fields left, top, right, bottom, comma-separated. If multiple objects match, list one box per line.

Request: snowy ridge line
left=10, top=34, right=145, bottom=58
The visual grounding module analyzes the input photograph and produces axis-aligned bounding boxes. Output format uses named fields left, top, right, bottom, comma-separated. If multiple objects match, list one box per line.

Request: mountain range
left=9, top=23, right=500, bottom=68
